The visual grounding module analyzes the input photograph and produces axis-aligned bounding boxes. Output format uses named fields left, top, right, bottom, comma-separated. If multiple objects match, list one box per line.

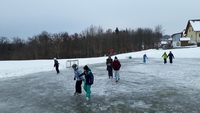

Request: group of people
left=53, top=58, right=94, bottom=101
left=71, top=56, right=121, bottom=101
left=106, top=56, right=121, bottom=82
left=52, top=51, right=174, bottom=101
left=143, top=51, right=175, bottom=64
left=162, top=51, right=175, bottom=64
left=72, top=64, right=94, bottom=101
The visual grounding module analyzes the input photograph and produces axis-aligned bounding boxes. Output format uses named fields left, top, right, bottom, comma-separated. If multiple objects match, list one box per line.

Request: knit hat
left=83, top=65, right=89, bottom=70
left=72, top=64, right=77, bottom=68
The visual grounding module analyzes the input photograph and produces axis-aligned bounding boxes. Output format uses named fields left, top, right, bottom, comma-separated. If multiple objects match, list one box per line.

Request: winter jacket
left=106, top=58, right=113, bottom=66
left=162, top=54, right=168, bottom=59
left=143, top=54, right=148, bottom=59
left=80, top=70, right=94, bottom=85
left=54, top=60, right=59, bottom=67
left=74, top=68, right=84, bottom=81
left=168, top=53, right=174, bottom=59
left=113, top=60, right=121, bottom=70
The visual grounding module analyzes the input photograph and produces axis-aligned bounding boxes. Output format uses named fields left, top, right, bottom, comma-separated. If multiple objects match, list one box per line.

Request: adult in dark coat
left=54, top=58, right=60, bottom=74
left=168, top=51, right=175, bottom=63
left=106, top=56, right=113, bottom=78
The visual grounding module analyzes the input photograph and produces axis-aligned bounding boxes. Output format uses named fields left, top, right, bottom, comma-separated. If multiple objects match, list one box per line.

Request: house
left=184, top=19, right=200, bottom=43
left=180, top=37, right=190, bottom=46
left=171, top=32, right=191, bottom=47
left=171, top=32, right=181, bottom=48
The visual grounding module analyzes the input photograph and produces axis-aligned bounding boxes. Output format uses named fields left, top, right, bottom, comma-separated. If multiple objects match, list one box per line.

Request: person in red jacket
left=112, top=56, right=121, bottom=82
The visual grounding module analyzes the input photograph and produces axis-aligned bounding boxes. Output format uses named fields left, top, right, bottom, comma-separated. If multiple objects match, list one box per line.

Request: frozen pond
left=0, top=58, right=200, bottom=113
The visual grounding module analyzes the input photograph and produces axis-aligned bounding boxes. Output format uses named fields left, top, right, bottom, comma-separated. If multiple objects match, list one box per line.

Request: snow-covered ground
left=0, top=47, right=200, bottom=113
left=0, top=47, right=200, bottom=79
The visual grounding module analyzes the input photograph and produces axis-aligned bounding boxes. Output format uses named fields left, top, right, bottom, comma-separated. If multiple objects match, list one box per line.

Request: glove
left=74, top=77, right=76, bottom=80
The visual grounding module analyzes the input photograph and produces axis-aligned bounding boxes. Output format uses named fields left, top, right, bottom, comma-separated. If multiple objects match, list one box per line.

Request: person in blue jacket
left=143, top=54, right=148, bottom=63
left=79, top=65, right=94, bottom=101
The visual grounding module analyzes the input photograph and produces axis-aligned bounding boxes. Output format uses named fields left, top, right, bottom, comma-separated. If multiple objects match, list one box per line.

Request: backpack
left=90, top=72, right=94, bottom=85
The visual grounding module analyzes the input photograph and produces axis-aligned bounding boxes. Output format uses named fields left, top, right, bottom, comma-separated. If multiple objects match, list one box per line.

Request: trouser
left=107, top=66, right=113, bottom=78
left=169, top=58, right=173, bottom=63
left=164, top=58, right=167, bottom=64
left=143, top=58, right=146, bottom=63
left=55, top=66, right=59, bottom=73
left=84, top=82, right=91, bottom=98
left=114, top=70, right=120, bottom=81
left=75, top=80, right=82, bottom=93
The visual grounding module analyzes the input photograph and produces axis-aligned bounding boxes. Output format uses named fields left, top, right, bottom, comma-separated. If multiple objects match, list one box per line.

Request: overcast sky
left=1, top=0, right=200, bottom=38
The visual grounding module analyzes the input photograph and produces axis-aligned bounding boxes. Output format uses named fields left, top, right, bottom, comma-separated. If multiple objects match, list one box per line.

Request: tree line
left=0, top=25, right=163, bottom=60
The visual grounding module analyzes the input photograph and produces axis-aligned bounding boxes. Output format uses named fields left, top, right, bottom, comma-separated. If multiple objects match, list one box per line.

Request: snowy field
left=0, top=47, right=200, bottom=79
left=0, top=47, right=200, bottom=113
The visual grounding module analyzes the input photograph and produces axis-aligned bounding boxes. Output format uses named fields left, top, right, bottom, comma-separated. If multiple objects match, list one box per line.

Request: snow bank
left=0, top=47, right=199, bottom=78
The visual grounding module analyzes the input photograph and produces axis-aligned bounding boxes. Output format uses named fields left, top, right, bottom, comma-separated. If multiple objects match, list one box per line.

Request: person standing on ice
left=106, top=56, right=113, bottom=78
left=143, top=54, right=148, bottom=63
left=79, top=65, right=94, bottom=101
left=72, top=64, right=83, bottom=95
left=112, top=56, right=121, bottom=82
left=168, top=51, right=175, bottom=63
left=162, top=52, right=168, bottom=64
left=54, top=58, right=60, bottom=74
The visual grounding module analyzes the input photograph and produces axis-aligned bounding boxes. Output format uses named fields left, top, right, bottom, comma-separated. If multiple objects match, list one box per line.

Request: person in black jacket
left=79, top=65, right=94, bottom=101
left=168, top=51, right=175, bottom=63
left=54, top=58, right=60, bottom=74
left=106, top=56, right=113, bottom=78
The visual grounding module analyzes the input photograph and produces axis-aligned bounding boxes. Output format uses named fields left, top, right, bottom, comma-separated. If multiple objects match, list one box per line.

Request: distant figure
left=72, top=64, right=83, bottom=95
left=143, top=54, right=148, bottom=63
left=162, top=52, right=168, bottom=64
left=106, top=56, right=113, bottom=78
left=54, top=58, right=60, bottom=74
left=79, top=65, right=94, bottom=101
left=109, top=49, right=113, bottom=56
left=168, top=51, right=175, bottom=63
left=113, top=56, right=121, bottom=82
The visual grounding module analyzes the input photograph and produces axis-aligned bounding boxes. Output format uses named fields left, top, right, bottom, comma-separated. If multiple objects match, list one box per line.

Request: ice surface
left=0, top=57, right=200, bottom=112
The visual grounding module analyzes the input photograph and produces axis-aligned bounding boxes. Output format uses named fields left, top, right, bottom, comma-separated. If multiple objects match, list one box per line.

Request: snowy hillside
left=0, top=47, right=199, bottom=78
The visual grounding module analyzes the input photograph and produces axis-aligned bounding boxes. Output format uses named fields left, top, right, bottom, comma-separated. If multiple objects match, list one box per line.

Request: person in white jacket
left=72, top=64, right=84, bottom=95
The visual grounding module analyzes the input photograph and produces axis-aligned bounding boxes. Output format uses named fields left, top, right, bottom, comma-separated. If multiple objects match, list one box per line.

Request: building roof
left=190, top=20, right=200, bottom=31
left=171, top=32, right=182, bottom=37
left=185, top=19, right=200, bottom=34
left=168, top=38, right=172, bottom=41
left=180, top=37, right=190, bottom=41
left=161, top=41, right=168, bottom=44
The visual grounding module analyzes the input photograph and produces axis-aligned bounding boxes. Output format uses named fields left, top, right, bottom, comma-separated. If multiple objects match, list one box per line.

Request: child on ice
left=79, top=65, right=94, bottom=101
left=72, top=64, right=83, bottom=95
left=143, top=54, right=148, bottom=63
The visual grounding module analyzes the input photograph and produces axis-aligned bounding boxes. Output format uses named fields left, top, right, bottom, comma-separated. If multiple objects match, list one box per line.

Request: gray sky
left=1, top=0, right=200, bottom=38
